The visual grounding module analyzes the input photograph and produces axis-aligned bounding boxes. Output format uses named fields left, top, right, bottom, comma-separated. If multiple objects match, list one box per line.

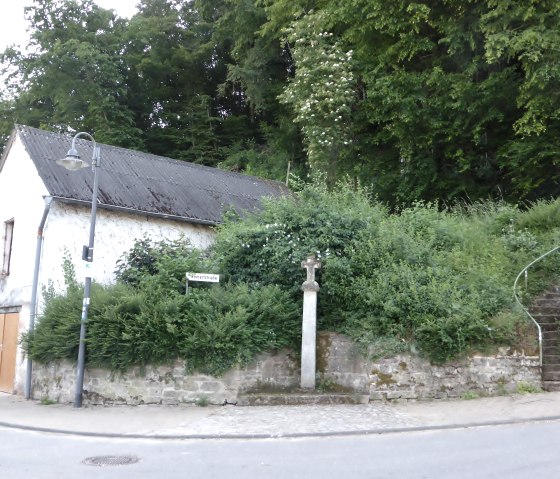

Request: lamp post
left=56, top=132, right=101, bottom=408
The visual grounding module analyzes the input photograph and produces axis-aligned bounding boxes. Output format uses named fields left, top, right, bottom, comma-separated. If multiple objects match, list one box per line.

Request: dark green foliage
left=212, top=177, right=380, bottom=294
left=26, top=184, right=560, bottom=369
left=2, top=0, right=560, bottom=201
left=213, top=181, right=560, bottom=363
left=179, top=284, right=300, bottom=375
left=28, top=237, right=299, bottom=376
left=114, top=235, right=208, bottom=294
left=85, top=285, right=187, bottom=371
left=26, top=286, right=83, bottom=363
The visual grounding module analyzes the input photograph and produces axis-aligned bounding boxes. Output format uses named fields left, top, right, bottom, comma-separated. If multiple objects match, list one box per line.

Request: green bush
left=212, top=181, right=560, bottom=362
left=86, top=286, right=188, bottom=370
left=212, top=178, right=385, bottom=329
left=26, top=286, right=83, bottom=363
left=27, top=180, right=560, bottom=371
left=115, top=235, right=209, bottom=294
left=179, top=283, right=300, bottom=375
left=28, top=278, right=299, bottom=376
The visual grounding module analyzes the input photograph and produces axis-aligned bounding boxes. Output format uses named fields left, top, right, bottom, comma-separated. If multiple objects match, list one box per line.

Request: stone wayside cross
left=300, top=254, right=321, bottom=389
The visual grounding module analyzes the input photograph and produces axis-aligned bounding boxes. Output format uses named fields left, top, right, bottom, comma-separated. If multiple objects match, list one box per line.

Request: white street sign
left=185, top=272, right=220, bottom=283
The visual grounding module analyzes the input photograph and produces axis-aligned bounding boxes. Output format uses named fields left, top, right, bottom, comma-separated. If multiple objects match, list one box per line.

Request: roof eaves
left=50, top=196, right=219, bottom=226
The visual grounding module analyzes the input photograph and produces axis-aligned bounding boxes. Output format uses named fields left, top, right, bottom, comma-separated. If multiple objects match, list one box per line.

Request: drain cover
left=82, top=455, right=140, bottom=467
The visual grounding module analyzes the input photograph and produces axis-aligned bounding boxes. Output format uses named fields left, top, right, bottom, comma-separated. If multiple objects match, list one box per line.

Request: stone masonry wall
left=31, top=332, right=542, bottom=404
left=317, top=332, right=542, bottom=400
left=31, top=350, right=300, bottom=405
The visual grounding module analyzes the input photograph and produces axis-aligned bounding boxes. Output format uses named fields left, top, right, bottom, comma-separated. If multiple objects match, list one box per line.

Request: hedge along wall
left=30, top=332, right=541, bottom=405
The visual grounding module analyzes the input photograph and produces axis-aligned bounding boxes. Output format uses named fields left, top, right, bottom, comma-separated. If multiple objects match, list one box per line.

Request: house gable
left=0, top=133, right=50, bottom=302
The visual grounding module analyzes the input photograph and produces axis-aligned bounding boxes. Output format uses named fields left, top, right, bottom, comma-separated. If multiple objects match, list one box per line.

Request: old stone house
left=0, top=125, right=287, bottom=395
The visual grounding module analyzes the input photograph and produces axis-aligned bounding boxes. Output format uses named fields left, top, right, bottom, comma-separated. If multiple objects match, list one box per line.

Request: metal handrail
left=513, top=245, right=560, bottom=367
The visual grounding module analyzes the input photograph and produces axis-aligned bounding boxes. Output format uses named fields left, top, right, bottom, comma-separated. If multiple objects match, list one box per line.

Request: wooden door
left=0, top=313, right=19, bottom=393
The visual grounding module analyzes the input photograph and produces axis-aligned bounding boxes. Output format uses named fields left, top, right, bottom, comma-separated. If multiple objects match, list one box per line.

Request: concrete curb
left=2, top=415, right=560, bottom=440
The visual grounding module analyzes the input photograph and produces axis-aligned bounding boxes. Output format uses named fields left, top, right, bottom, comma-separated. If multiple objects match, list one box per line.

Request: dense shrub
left=115, top=235, right=209, bottom=294
left=211, top=179, right=385, bottom=323
left=27, top=182, right=560, bottom=369
left=178, top=284, right=300, bottom=375
left=28, top=238, right=299, bottom=375
left=213, top=181, right=560, bottom=362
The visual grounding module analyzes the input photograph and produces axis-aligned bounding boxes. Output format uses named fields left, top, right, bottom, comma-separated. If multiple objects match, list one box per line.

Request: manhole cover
left=82, top=455, right=140, bottom=467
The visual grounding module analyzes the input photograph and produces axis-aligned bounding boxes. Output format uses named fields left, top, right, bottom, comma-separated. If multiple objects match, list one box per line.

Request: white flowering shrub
left=211, top=178, right=379, bottom=318
left=279, top=11, right=355, bottom=168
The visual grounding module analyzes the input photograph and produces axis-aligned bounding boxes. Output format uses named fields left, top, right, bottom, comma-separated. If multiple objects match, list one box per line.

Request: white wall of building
left=40, top=201, right=216, bottom=294
left=0, top=135, right=50, bottom=308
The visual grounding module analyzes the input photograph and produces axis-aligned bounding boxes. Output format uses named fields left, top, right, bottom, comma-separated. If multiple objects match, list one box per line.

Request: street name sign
left=185, top=273, right=220, bottom=283
left=185, top=272, right=220, bottom=295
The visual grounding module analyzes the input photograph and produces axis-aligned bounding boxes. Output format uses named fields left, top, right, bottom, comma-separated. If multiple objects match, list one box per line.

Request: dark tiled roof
left=14, top=125, right=289, bottom=225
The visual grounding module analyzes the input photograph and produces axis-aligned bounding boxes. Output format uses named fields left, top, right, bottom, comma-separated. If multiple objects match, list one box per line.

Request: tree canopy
left=2, top=0, right=559, bottom=205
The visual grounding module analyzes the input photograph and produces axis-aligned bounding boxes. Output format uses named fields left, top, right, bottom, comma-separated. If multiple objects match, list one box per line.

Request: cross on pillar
left=300, top=254, right=321, bottom=389
left=301, top=254, right=321, bottom=292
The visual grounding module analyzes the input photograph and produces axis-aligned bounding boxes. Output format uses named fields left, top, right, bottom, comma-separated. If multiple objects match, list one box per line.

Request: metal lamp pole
left=56, top=132, right=101, bottom=408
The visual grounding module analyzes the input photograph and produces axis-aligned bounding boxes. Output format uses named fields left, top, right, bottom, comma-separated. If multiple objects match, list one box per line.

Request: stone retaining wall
left=318, top=332, right=541, bottom=400
left=30, top=332, right=542, bottom=404
left=31, top=349, right=300, bottom=405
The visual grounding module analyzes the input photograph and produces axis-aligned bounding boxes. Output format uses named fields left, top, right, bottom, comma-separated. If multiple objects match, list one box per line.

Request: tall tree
left=1, top=0, right=143, bottom=148
left=481, top=0, right=560, bottom=199
left=264, top=0, right=560, bottom=203
left=123, top=0, right=221, bottom=162
left=210, top=0, right=306, bottom=179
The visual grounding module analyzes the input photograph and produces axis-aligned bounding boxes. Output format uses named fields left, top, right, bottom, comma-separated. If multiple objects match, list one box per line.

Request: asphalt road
left=1, top=421, right=558, bottom=478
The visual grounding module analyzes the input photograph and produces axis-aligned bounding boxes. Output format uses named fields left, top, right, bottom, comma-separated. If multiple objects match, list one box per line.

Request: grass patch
left=516, top=382, right=542, bottom=394
left=195, top=395, right=210, bottom=407
left=460, top=391, right=480, bottom=400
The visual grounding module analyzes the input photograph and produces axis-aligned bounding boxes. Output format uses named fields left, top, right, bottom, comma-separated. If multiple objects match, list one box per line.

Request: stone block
left=385, top=390, right=416, bottom=400
left=198, top=381, right=223, bottom=393
left=162, top=389, right=177, bottom=399
left=369, top=391, right=386, bottom=401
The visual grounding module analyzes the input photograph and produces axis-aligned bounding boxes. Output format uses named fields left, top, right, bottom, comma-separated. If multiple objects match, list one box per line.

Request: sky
left=0, top=1, right=140, bottom=52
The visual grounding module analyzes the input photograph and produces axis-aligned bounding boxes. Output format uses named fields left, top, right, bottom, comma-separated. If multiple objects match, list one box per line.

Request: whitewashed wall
left=0, top=135, right=216, bottom=394
left=0, top=135, right=50, bottom=308
left=40, top=201, right=215, bottom=293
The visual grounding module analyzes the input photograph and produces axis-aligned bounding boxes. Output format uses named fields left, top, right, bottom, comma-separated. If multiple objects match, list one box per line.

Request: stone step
left=531, top=310, right=560, bottom=319
left=536, top=316, right=560, bottom=321
left=543, top=333, right=560, bottom=351
left=538, top=323, right=560, bottom=332
left=237, top=392, right=370, bottom=407
left=543, top=381, right=560, bottom=392
left=541, top=287, right=560, bottom=297
left=533, top=298, right=560, bottom=307
left=542, top=371, right=560, bottom=381
left=542, top=355, right=560, bottom=364
left=542, top=364, right=560, bottom=374
left=543, top=330, right=560, bottom=338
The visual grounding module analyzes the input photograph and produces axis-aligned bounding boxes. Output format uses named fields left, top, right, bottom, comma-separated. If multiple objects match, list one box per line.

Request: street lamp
left=56, top=132, right=101, bottom=408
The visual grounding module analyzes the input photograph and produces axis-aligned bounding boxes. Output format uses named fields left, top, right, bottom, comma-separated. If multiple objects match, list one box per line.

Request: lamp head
left=55, top=147, right=90, bottom=171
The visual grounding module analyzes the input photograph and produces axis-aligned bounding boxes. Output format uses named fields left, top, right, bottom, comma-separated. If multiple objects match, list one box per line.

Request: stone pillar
left=301, top=255, right=321, bottom=389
